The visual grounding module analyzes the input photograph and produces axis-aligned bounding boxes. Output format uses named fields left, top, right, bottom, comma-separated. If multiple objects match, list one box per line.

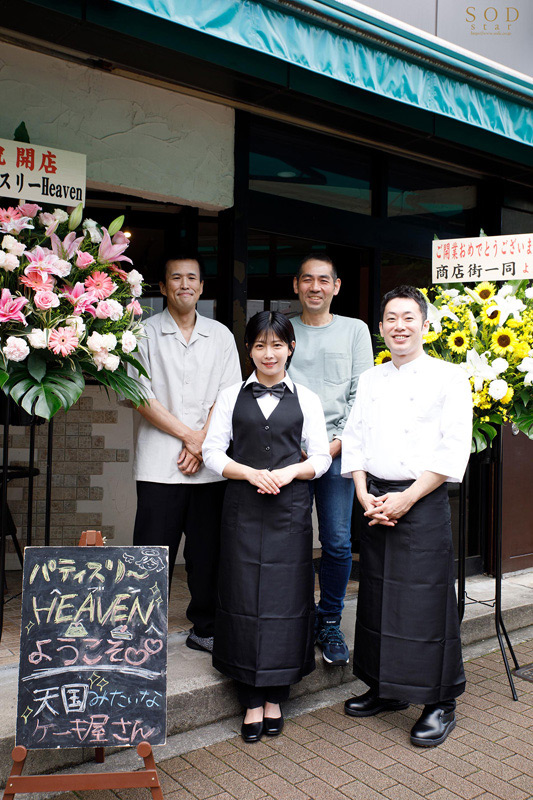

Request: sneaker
left=185, top=628, right=214, bottom=653
left=316, top=616, right=349, bottom=665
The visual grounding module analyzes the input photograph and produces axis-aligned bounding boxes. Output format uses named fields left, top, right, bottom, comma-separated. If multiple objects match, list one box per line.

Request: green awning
left=111, top=0, right=533, bottom=148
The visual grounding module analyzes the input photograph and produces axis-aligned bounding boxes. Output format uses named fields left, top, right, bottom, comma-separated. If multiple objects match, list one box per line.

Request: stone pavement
left=45, top=639, right=533, bottom=800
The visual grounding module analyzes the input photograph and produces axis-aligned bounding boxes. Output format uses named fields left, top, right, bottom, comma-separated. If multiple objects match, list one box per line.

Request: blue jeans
left=309, top=455, right=355, bottom=618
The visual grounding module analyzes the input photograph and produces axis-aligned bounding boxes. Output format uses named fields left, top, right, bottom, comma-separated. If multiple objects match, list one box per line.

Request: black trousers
left=133, top=480, right=226, bottom=637
left=236, top=681, right=290, bottom=709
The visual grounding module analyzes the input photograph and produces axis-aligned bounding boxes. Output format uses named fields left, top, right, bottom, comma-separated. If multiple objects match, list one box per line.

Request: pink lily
left=0, top=288, right=29, bottom=326
left=97, top=228, right=132, bottom=264
left=50, top=231, right=84, bottom=260
left=25, top=246, right=58, bottom=273
left=0, top=208, right=34, bottom=235
left=62, top=282, right=98, bottom=317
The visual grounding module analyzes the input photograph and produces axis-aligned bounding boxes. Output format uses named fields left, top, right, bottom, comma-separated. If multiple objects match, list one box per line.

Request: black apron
left=354, top=475, right=465, bottom=705
left=212, top=382, right=315, bottom=687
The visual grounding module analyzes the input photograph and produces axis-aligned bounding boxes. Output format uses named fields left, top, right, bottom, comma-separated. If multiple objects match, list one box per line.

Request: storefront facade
left=1, top=0, right=533, bottom=573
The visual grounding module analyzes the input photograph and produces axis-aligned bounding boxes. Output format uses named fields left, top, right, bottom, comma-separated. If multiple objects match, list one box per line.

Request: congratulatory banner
left=0, top=138, right=86, bottom=207
left=432, top=233, right=533, bottom=284
left=16, top=546, right=168, bottom=750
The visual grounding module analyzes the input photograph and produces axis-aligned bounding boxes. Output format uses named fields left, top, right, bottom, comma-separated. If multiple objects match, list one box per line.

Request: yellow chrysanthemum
left=375, top=350, right=392, bottom=365
left=480, top=305, right=501, bottom=326
left=513, top=341, right=530, bottom=359
left=501, top=386, right=514, bottom=404
left=472, top=390, right=492, bottom=410
left=491, top=327, right=518, bottom=356
left=506, top=318, right=522, bottom=328
left=423, top=331, right=440, bottom=344
left=447, top=330, right=469, bottom=354
left=476, top=281, right=496, bottom=301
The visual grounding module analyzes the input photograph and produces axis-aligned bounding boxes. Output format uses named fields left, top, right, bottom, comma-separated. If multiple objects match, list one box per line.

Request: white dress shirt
left=127, top=309, right=241, bottom=484
left=341, top=353, right=472, bottom=483
left=203, top=372, right=332, bottom=479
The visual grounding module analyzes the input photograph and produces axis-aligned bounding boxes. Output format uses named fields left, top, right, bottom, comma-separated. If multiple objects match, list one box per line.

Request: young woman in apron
left=203, top=311, right=331, bottom=743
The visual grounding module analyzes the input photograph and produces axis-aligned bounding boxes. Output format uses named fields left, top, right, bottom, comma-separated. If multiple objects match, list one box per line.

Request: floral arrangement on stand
left=0, top=202, right=149, bottom=419
left=375, top=280, right=533, bottom=452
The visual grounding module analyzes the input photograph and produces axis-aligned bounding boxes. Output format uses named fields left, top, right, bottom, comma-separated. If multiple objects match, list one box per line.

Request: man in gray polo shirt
left=289, top=253, right=373, bottom=666
left=129, top=254, right=241, bottom=652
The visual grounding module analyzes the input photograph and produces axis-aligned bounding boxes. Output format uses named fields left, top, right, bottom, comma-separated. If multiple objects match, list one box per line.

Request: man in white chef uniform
left=341, top=285, right=472, bottom=748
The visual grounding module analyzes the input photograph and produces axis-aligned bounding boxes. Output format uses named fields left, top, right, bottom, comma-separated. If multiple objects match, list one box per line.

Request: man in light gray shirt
left=129, top=254, right=241, bottom=653
left=289, top=253, right=373, bottom=666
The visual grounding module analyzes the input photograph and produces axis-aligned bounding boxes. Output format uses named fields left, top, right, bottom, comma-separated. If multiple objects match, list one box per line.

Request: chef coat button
left=265, top=425, right=270, bottom=430
left=265, top=446, right=271, bottom=451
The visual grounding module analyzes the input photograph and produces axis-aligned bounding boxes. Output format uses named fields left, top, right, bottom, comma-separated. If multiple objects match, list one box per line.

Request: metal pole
left=493, top=427, right=519, bottom=699
left=1, top=398, right=10, bottom=641
left=44, top=418, right=53, bottom=548
left=26, top=421, right=36, bottom=547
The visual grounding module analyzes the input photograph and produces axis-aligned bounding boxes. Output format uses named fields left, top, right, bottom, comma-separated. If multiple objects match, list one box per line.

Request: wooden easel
left=3, top=531, right=164, bottom=800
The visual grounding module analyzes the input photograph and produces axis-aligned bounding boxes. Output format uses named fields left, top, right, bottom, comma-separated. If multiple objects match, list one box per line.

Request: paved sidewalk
left=141, top=642, right=532, bottom=800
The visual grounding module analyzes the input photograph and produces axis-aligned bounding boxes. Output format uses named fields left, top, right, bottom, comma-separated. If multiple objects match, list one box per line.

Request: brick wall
left=2, top=388, right=135, bottom=564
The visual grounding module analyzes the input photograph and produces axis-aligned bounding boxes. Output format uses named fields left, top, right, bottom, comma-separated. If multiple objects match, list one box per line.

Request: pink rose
left=126, top=299, right=142, bottom=316
left=95, top=299, right=123, bottom=321
left=76, top=250, right=95, bottom=269
left=34, top=289, right=60, bottom=311
left=18, top=203, right=41, bottom=219
left=38, top=212, right=56, bottom=228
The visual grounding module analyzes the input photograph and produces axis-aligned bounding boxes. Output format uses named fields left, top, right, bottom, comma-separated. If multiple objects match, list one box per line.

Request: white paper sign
left=0, top=139, right=86, bottom=207
left=432, top=234, right=533, bottom=284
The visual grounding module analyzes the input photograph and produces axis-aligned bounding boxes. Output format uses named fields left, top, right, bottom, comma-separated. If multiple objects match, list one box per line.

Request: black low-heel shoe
left=264, top=711, right=284, bottom=737
left=241, top=718, right=264, bottom=743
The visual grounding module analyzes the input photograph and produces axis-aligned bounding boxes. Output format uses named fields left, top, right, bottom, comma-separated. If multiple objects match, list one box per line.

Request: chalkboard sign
left=16, top=546, right=168, bottom=750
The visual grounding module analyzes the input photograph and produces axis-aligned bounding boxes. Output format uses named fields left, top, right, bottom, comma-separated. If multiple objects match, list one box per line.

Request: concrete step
left=1, top=569, right=533, bottom=784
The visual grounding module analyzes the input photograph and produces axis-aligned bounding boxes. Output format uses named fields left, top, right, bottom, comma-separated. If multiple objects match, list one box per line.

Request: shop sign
left=432, top=233, right=533, bottom=283
left=0, top=138, right=86, bottom=207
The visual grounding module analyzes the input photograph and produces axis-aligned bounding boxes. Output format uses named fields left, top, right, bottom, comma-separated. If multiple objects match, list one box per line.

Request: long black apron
left=354, top=475, right=465, bottom=705
left=212, top=382, right=315, bottom=687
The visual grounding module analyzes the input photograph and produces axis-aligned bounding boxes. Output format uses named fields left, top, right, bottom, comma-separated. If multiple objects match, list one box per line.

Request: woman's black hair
left=244, top=311, right=296, bottom=367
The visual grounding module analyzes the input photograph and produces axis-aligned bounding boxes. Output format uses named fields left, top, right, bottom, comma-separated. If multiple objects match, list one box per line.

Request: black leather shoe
left=264, top=710, right=284, bottom=737
left=241, top=718, right=264, bottom=743
left=344, top=689, right=409, bottom=717
left=410, top=707, right=456, bottom=747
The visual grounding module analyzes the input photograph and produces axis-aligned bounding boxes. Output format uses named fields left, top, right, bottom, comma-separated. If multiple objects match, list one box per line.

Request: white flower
left=53, top=208, right=69, bottom=223
left=83, top=218, right=103, bottom=244
left=50, top=258, right=71, bottom=278
left=462, top=349, right=499, bottom=392
left=26, top=329, right=49, bottom=349
left=101, top=332, right=117, bottom=350
left=491, top=358, right=508, bottom=375
left=86, top=331, right=105, bottom=352
left=467, top=310, right=478, bottom=337
left=65, top=316, right=86, bottom=337
left=121, top=330, right=137, bottom=354
left=498, top=284, right=513, bottom=298
left=485, top=295, right=525, bottom=326
left=130, top=282, right=142, bottom=297
left=427, top=302, right=459, bottom=334
left=2, top=235, right=25, bottom=256
left=525, top=287, right=533, bottom=300
left=104, top=353, right=120, bottom=371
left=488, top=379, right=508, bottom=401
left=0, top=251, right=19, bottom=271
left=127, top=269, right=144, bottom=285
left=3, top=336, right=30, bottom=362
left=518, top=357, right=533, bottom=374
left=446, top=289, right=460, bottom=298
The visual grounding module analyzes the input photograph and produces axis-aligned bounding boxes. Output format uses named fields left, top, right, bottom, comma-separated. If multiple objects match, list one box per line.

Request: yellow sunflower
left=501, top=386, right=514, bottom=404
left=447, top=329, right=469, bottom=354
left=491, top=327, right=518, bottom=356
left=476, top=281, right=496, bottom=301
left=423, top=331, right=440, bottom=344
left=375, top=350, right=392, bottom=365
left=480, top=305, right=501, bottom=326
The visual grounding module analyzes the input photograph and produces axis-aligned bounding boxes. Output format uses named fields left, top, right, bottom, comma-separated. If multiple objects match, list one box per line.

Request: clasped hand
left=362, top=491, right=413, bottom=527
left=247, top=465, right=298, bottom=494
left=177, top=429, right=206, bottom=475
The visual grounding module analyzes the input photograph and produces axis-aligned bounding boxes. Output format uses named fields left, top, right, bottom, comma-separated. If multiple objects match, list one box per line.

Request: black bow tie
left=251, top=381, right=286, bottom=399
